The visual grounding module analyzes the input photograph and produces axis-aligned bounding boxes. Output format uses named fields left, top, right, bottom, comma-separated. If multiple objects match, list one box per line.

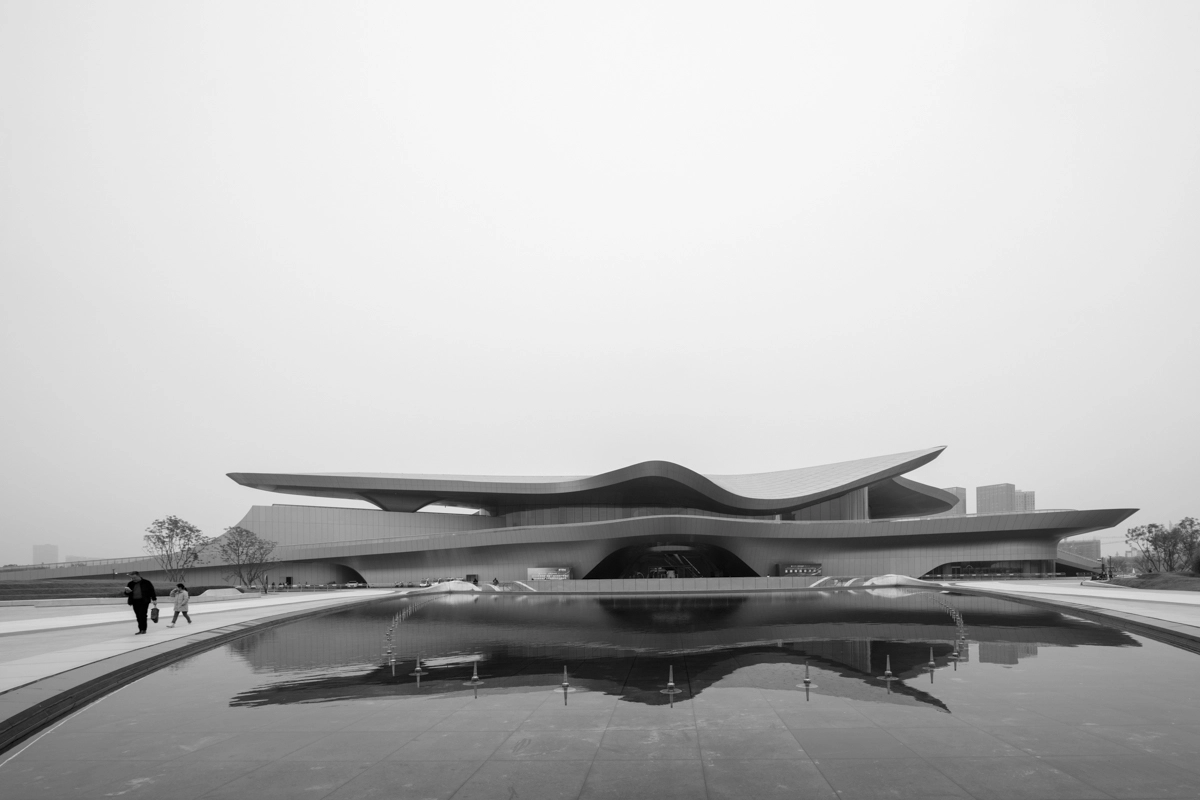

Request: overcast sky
left=2, top=2, right=1197, bottom=565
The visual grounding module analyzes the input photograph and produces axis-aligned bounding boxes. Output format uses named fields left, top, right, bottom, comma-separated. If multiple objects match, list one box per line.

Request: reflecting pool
left=5, top=589, right=1200, bottom=800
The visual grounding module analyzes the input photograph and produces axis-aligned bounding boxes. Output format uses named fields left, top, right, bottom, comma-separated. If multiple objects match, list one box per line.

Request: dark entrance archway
left=583, top=543, right=759, bottom=579
left=330, top=564, right=368, bottom=584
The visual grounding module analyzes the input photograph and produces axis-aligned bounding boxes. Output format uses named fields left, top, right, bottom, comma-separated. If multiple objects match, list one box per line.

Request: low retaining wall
left=950, top=586, right=1200, bottom=657
left=0, top=591, right=249, bottom=608
left=0, top=598, right=128, bottom=607
left=515, top=576, right=824, bottom=593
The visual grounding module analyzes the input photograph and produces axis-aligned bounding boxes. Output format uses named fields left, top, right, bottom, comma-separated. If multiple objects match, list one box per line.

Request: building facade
left=31, top=544, right=58, bottom=565
left=977, top=484, right=1037, bottom=514
left=0, top=447, right=1134, bottom=586
left=1058, top=538, right=1102, bottom=561
left=976, top=483, right=1017, bottom=514
left=940, top=487, right=967, bottom=516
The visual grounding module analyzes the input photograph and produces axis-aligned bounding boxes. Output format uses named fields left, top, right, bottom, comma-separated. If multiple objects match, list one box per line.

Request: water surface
left=5, top=589, right=1200, bottom=800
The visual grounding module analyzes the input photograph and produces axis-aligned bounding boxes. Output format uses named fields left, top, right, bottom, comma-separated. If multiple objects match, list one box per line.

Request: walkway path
left=0, top=590, right=396, bottom=695
left=947, top=578, right=1200, bottom=643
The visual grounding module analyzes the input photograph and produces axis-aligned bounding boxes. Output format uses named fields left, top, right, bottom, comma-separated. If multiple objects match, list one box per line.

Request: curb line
left=948, top=586, right=1200, bottom=656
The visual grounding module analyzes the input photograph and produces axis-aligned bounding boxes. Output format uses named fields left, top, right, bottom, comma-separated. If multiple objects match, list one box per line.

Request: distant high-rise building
left=32, top=544, right=58, bottom=564
left=976, top=483, right=1016, bottom=514
left=941, top=487, right=967, bottom=516
left=977, top=483, right=1036, bottom=513
left=1058, top=538, right=1102, bottom=561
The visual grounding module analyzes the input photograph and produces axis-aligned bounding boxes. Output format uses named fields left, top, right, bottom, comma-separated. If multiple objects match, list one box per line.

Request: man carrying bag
left=124, top=571, right=158, bottom=634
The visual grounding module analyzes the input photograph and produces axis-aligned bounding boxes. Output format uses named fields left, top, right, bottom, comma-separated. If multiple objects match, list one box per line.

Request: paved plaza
left=947, top=580, right=1200, bottom=637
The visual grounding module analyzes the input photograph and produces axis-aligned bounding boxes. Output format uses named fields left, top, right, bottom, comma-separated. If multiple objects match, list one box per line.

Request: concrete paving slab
left=324, top=759, right=482, bottom=800
left=280, top=731, right=416, bottom=762
left=390, top=730, right=511, bottom=761
left=1044, top=755, right=1200, bottom=799
left=884, top=726, right=1025, bottom=757
left=980, top=724, right=1139, bottom=756
left=594, top=728, right=700, bottom=760
left=1082, top=724, right=1200, bottom=756
left=698, top=727, right=807, bottom=759
left=517, top=708, right=615, bottom=731
left=433, top=707, right=534, bottom=732
left=703, top=759, right=838, bottom=800
left=579, top=759, right=707, bottom=800
left=811, top=757, right=971, bottom=800
left=492, top=729, right=605, bottom=761
left=926, top=756, right=1111, bottom=800
left=792, top=727, right=917, bottom=759
left=196, top=760, right=372, bottom=800
left=0, top=757, right=266, bottom=800
left=449, top=760, right=593, bottom=800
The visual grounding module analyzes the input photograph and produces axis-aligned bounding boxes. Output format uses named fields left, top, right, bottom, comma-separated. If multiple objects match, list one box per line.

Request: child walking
left=167, top=583, right=191, bottom=627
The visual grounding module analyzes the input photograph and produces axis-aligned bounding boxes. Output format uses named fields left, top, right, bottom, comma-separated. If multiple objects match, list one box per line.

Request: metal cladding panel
left=194, top=505, right=1138, bottom=586
left=793, top=488, right=869, bottom=521
left=226, top=447, right=957, bottom=516
left=232, top=504, right=502, bottom=548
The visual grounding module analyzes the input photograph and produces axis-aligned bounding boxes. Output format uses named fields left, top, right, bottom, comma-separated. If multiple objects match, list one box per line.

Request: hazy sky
left=2, top=2, right=1198, bottom=565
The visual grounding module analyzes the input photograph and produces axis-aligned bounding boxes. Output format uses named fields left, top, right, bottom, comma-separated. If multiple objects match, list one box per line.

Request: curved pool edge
left=948, top=585, right=1200, bottom=657
left=0, top=594, right=395, bottom=756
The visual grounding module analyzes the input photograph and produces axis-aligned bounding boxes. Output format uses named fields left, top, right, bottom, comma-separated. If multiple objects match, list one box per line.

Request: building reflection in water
left=226, top=589, right=1135, bottom=710
left=977, top=640, right=1040, bottom=664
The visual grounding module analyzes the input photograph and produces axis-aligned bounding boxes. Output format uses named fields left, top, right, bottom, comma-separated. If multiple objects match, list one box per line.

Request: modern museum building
left=6, top=446, right=1132, bottom=587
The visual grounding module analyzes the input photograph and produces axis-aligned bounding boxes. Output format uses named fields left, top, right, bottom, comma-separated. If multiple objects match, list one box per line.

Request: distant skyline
left=3, top=2, right=1198, bottom=564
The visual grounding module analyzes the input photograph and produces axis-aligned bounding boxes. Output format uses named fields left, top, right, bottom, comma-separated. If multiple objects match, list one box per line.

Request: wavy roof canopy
left=228, top=446, right=957, bottom=517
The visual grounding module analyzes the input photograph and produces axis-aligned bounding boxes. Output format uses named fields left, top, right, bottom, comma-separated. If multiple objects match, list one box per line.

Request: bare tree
left=143, top=516, right=212, bottom=583
left=216, top=526, right=278, bottom=589
left=1125, top=517, right=1199, bottom=573
left=1106, top=554, right=1134, bottom=576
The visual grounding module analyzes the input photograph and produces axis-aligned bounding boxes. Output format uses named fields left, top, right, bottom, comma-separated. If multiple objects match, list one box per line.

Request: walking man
left=124, top=571, right=158, bottom=634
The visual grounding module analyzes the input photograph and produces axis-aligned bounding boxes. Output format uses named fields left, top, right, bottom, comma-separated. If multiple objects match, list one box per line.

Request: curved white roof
left=229, top=447, right=953, bottom=516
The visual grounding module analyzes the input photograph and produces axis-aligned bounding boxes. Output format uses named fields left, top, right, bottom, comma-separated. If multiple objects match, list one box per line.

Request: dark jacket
left=125, top=577, right=158, bottom=605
